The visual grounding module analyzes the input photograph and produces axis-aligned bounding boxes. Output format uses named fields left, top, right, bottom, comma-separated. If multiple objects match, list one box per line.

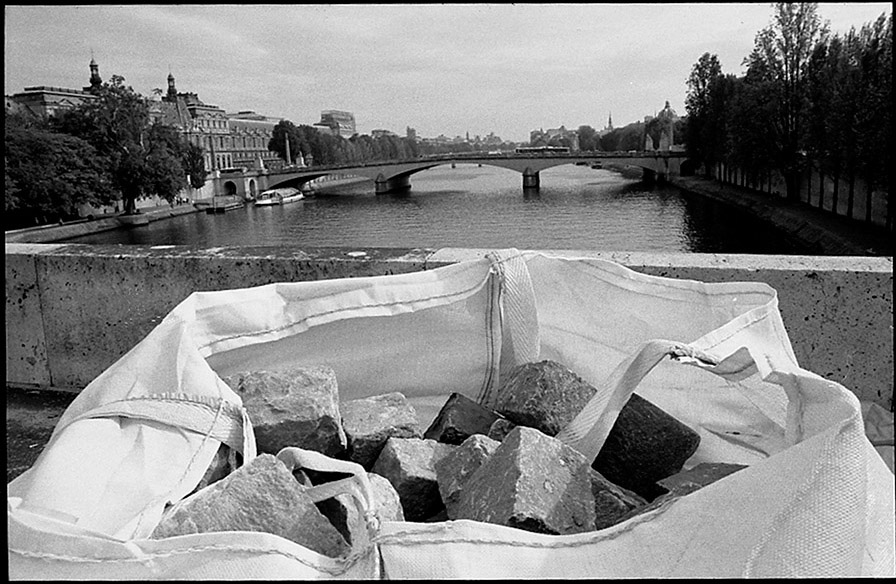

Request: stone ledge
left=425, top=248, right=893, bottom=272
left=4, top=205, right=202, bottom=244
left=5, top=244, right=892, bottom=412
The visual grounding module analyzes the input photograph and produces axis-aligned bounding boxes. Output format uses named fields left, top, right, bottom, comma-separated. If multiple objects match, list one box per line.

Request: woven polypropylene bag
left=8, top=251, right=894, bottom=579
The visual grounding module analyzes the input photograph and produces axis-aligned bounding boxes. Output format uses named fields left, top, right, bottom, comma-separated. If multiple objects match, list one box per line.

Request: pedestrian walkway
left=6, top=386, right=76, bottom=483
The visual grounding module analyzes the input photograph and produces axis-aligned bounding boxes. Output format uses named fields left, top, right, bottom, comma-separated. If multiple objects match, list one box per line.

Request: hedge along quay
left=7, top=249, right=895, bottom=579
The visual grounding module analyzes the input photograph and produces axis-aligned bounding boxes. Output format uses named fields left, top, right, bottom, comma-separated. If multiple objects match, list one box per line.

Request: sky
left=5, top=3, right=892, bottom=143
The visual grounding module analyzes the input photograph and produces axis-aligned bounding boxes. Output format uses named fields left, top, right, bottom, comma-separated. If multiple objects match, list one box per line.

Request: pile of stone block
left=152, top=365, right=415, bottom=556
left=417, top=361, right=745, bottom=534
left=152, top=360, right=748, bottom=550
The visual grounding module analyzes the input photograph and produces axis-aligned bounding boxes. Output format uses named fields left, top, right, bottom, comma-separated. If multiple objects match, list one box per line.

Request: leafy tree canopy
left=53, top=75, right=189, bottom=213
left=5, top=115, right=114, bottom=224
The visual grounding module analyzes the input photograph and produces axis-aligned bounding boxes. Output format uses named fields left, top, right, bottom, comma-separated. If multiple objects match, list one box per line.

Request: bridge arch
left=261, top=152, right=688, bottom=194
left=265, top=172, right=335, bottom=192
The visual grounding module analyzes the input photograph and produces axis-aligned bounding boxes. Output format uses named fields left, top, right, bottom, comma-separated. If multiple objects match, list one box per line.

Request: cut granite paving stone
left=341, top=392, right=422, bottom=469
left=656, top=462, right=748, bottom=496
left=493, top=360, right=598, bottom=436
left=316, top=472, right=405, bottom=546
left=592, top=393, right=702, bottom=501
left=223, top=366, right=347, bottom=457
left=370, top=437, right=455, bottom=521
left=492, top=360, right=701, bottom=501
left=618, top=462, right=750, bottom=524
left=191, top=444, right=238, bottom=494
left=424, top=392, right=503, bottom=445
left=151, top=453, right=350, bottom=558
left=487, top=417, right=517, bottom=442
left=453, top=426, right=595, bottom=535
left=590, top=469, right=648, bottom=530
left=434, top=434, right=501, bottom=518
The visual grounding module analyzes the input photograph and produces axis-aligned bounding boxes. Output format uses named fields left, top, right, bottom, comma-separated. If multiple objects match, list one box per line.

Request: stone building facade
left=6, top=60, right=284, bottom=174
left=5, top=85, right=95, bottom=118
left=5, top=58, right=104, bottom=118
left=226, top=111, right=284, bottom=171
left=529, top=125, right=580, bottom=151
left=154, top=72, right=282, bottom=172
left=314, top=109, right=356, bottom=138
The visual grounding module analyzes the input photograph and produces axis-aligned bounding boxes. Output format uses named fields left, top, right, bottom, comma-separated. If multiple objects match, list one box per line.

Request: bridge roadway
left=265, top=151, right=688, bottom=194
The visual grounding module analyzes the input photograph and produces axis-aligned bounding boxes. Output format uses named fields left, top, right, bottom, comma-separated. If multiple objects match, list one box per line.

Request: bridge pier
left=375, top=174, right=411, bottom=195
left=522, top=169, right=540, bottom=190
left=642, top=168, right=667, bottom=184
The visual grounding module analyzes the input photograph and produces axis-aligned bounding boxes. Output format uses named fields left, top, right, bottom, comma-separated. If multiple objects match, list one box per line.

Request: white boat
left=254, top=187, right=304, bottom=206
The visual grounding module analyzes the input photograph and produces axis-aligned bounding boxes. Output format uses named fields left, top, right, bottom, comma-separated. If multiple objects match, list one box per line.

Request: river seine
left=65, top=164, right=805, bottom=253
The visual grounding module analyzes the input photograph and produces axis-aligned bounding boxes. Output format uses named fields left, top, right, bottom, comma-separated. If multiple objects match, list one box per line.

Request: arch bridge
left=264, top=151, right=688, bottom=194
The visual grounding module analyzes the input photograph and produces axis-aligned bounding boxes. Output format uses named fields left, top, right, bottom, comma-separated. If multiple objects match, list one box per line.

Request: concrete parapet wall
left=6, top=243, right=892, bottom=411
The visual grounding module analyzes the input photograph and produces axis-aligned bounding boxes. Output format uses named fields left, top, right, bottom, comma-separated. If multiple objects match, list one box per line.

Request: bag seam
left=196, top=278, right=490, bottom=354
left=8, top=542, right=376, bottom=576
left=375, top=499, right=681, bottom=549
left=574, top=258, right=775, bottom=304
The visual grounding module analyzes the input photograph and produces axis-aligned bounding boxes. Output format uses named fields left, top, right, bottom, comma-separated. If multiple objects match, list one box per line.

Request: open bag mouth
left=8, top=251, right=894, bottom=579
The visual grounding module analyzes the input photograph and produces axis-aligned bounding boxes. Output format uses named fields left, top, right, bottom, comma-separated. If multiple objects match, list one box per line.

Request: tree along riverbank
left=667, top=174, right=893, bottom=257
left=6, top=167, right=891, bottom=256
left=4, top=176, right=373, bottom=244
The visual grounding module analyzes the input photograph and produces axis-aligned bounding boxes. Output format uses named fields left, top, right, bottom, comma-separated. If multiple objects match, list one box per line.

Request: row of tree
left=5, top=75, right=207, bottom=228
left=685, top=2, right=891, bottom=225
left=267, top=120, right=522, bottom=167
left=267, top=117, right=686, bottom=170
left=591, top=119, right=687, bottom=153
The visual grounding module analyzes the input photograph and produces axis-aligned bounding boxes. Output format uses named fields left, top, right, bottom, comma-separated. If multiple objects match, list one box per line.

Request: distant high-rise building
left=406, top=126, right=417, bottom=141
left=314, top=110, right=356, bottom=138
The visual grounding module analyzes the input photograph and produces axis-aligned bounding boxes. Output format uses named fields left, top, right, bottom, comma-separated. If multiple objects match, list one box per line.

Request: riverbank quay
left=6, top=245, right=892, bottom=483
left=668, top=175, right=893, bottom=257
left=4, top=203, right=201, bottom=244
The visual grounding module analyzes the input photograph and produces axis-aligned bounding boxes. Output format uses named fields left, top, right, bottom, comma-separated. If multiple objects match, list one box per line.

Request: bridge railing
left=271, top=151, right=687, bottom=175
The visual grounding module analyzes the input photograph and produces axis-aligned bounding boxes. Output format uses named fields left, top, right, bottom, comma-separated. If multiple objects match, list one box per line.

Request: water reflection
left=64, top=164, right=807, bottom=253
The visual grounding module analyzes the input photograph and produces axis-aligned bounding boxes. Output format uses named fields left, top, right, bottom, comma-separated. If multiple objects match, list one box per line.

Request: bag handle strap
left=276, top=447, right=379, bottom=552
left=484, top=249, right=540, bottom=408
left=555, top=339, right=721, bottom=463
left=63, top=393, right=256, bottom=458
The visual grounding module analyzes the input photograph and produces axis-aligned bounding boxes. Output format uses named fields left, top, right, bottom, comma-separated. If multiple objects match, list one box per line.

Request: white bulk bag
left=8, top=250, right=894, bottom=579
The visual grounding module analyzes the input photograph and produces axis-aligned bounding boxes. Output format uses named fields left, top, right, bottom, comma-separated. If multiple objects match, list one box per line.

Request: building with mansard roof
left=153, top=71, right=284, bottom=172
left=5, top=85, right=95, bottom=118
left=5, top=58, right=104, bottom=118
left=226, top=111, right=284, bottom=170
left=6, top=59, right=285, bottom=174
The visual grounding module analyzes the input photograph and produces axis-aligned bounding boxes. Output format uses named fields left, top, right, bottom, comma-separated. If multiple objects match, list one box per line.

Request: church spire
left=88, top=53, right=102, bottom=91
left=167, top=68, right=177, bottom=100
